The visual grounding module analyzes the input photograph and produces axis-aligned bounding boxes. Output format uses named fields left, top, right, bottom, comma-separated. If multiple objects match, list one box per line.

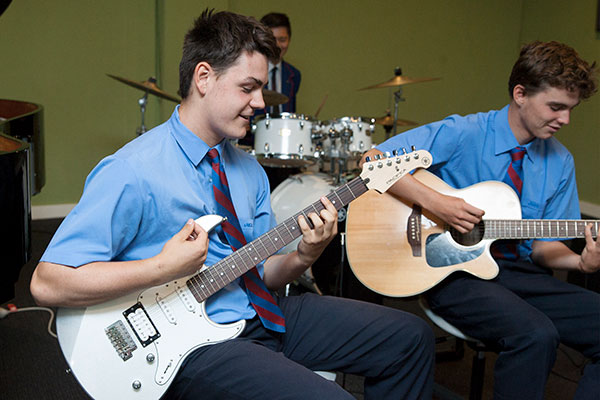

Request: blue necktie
left=207, top=149, right=286, bottom=332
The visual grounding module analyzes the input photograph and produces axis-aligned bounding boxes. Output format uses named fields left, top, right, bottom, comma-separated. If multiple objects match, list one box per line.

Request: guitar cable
left=0, top=303, right=57, bottom=338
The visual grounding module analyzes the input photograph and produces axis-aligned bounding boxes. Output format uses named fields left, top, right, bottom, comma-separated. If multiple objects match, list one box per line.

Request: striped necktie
left=492, top=146, right=527, bottom=261
left=503, top=146, right=526, bottom=197
left=207, top=148, right=286, bottom=332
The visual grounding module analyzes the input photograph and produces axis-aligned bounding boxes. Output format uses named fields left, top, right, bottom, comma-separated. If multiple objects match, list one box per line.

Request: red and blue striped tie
left=207, top=149, right=286, bottom=332
left=492, top=146, right=527, bottom=261
left=503, top=146, right=526, bottom=197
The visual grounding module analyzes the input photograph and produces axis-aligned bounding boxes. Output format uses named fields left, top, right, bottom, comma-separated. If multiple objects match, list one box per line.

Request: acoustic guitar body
left=345, top=169, right=521, bottom=297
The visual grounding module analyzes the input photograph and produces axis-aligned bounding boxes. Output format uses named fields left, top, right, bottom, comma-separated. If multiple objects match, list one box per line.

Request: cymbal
left=359, top=75, right=440, bottom=90
left=262, top=89, right=289, bottom=106
left=107, top=74, right=181, bottom=103
left=373, top=115, right=417, bottom=127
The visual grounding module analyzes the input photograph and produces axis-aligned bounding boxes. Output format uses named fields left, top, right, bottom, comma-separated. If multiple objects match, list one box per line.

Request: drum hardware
left=373, top=111, right=418, bottom=137
left=106, top=74, right=181, bottom=136
left=373, top=113, right=417, bottom=128
left=359, top=67, right=439, bottom=138
left=320, top=116, right=375, bottom=161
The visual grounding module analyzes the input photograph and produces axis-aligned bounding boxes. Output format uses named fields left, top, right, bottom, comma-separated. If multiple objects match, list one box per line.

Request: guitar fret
left=278, top=220, right=296, bottom=243
left=331, top=190, right=343, bottom=209
left=263, top=231, right=278, bottom=254
left=255, top=237, right=271, bottom=261
left=210, top=265, right=227, bottom=287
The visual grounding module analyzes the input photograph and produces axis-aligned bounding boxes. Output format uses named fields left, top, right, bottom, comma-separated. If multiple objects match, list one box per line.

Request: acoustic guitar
left=346, top=169, right=599, bottom=297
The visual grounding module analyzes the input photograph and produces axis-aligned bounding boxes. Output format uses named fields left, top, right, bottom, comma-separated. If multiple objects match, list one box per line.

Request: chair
left=419, top=297, right=490, bottom=400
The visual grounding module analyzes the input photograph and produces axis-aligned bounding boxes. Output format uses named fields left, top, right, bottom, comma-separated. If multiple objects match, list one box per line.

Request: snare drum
left=271, top=172, right=344, bottom=295
left=252, top=113, right=320, bottom=168
left=321, top=116, right=375, bottom=159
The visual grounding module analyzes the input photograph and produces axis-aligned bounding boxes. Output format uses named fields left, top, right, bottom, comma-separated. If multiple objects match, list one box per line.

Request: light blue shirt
left=42, top=106, right=276, bottom=323
left=377, top=105, right=580, bottom=260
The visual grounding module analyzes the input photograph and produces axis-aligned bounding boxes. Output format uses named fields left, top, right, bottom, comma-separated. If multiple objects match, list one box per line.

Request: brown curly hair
left=508, top=41, right=597, bottom=100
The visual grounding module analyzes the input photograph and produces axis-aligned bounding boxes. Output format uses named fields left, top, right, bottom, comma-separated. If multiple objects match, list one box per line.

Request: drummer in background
left=257, top=12, right=301, bottom=116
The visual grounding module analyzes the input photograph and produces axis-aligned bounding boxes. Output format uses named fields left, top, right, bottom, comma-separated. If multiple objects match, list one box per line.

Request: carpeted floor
left=0, top=218, right=592, bottom=399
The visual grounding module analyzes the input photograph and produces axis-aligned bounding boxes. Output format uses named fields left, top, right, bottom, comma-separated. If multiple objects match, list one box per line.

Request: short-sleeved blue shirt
left=377, top=105, right=580, bottom=260
left=42, top=106, right=276, bottom=323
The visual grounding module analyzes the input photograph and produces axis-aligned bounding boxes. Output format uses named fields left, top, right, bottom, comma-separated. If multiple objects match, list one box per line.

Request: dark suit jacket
left=256, top=60, right=301, bottom=116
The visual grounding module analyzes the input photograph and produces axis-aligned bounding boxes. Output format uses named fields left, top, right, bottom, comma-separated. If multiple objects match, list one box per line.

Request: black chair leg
left=469, top=349, right=486, bottom=400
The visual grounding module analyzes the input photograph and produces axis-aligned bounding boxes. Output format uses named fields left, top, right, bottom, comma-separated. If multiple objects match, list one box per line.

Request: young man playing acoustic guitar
left=30, top=10, right=434, bottom=400
left=365, top=41, right=599, bottom=399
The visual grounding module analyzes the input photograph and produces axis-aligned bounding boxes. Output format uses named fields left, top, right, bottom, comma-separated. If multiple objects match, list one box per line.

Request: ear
left=193, top=62, right=212, bottom=96
left=512, top=84, right=527, bottom=106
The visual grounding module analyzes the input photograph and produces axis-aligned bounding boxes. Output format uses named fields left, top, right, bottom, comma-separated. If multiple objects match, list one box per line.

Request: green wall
left=519, top=0, right=600, bottom=205
left=1, top=0, right=597, bottom=209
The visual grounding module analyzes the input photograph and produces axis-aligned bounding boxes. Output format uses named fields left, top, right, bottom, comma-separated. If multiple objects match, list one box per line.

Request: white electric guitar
left=56, top=149, right=432, bottom=400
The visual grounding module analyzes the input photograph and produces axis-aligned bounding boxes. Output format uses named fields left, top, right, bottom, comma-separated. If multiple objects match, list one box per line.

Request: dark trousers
left=426, top=260, right=600, bottom=400
left=164, top=293, right=434, bottom=399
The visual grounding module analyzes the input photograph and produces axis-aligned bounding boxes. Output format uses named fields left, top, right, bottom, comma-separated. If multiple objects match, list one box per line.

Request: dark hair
left=508, top=41, right=597, bottom=100
left=178, top=9, right=280, bottom=99
left=260, top=12, right=291, bottom=37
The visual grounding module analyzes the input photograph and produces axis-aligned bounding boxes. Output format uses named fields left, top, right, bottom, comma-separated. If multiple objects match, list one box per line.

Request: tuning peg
left=392, top=149, right=398, bottom=156
left=365, top=156, right=371, bottom=162
left=401, top=148, right=408, bottom=154
left=384, top=151, right=391, bottom=158
left=411, top=145, right=416, bottom=152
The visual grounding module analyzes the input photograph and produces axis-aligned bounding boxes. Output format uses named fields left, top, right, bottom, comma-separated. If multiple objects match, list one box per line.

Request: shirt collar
left=268, top=61, right=282, bottom=72
left=494, top=104, right=538, bottom=164
left=168, top=105, right=227, bottom=167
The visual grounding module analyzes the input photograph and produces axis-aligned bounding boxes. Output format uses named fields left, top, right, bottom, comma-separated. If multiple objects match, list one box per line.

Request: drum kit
left=107, top=70, right=439, bottom=299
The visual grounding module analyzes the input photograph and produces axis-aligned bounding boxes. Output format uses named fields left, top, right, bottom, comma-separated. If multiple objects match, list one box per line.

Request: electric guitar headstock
left=360, top=147, right=432, bottom=193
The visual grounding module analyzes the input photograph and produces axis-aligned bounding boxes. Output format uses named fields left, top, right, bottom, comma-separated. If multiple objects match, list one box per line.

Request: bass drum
left=270, top=172, right=346, bottom=295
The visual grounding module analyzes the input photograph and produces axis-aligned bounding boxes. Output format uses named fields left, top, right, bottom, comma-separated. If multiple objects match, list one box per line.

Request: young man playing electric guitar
left=365, top=41, right=599, bottom=399
left=30, top=10, right=434, bottom=400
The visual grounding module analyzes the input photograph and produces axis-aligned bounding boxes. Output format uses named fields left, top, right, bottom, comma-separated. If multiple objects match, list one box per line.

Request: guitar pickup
left=123, top=302, right=160, bottom=347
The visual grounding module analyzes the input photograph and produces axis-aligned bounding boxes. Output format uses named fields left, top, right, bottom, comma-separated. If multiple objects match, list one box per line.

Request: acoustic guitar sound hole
left=449, top=221, right=485, bottom=246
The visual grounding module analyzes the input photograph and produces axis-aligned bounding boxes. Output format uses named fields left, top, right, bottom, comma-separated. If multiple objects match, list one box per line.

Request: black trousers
left=426, top=260, right=600, bottom=400
left=164, top=293, right=434, bottom=399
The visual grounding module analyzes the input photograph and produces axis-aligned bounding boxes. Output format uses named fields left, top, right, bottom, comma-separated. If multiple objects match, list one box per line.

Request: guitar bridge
left=123, top=302, right=161, bottom=347
left=105, top=320, right=137, bottom=361
left=407, top=205, right=422, bottom=257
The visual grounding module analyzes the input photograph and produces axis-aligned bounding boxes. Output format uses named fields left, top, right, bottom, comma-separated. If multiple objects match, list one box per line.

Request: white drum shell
left=321, top=116, right=375, bottom=158
left=253, top=113, right=318, bottom=165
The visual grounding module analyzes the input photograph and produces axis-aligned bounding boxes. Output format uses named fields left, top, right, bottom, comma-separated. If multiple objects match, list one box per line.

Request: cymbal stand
left=136, top=91, right=149, bottom=136
left=390, top=87, right=405, bottom=139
